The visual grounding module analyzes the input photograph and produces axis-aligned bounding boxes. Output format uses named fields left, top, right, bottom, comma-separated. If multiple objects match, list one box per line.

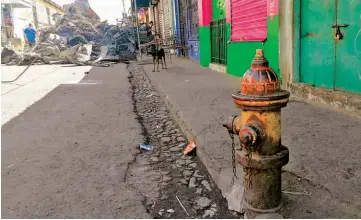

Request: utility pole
left=122, top=0, right=126, bottom=19
left=123, top=0, right=126, bottom=15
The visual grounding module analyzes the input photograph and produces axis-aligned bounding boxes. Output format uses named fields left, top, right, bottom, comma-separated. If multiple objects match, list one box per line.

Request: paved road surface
left=1, top=65, right=92, bottom=125
left=1, top=64, right=150, bottom=218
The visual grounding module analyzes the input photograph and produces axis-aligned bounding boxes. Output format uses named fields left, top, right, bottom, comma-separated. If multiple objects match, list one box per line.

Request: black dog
left=150, top=45, right=167, bottom=72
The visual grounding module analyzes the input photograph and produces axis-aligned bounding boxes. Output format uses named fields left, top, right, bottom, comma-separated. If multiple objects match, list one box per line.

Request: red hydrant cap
left=241, top=49, right=280, bottom=96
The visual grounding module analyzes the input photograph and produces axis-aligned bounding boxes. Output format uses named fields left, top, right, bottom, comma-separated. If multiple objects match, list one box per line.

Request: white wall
left=12, top=7, right=34, bottom=41
left=36, top=1, right=48, bottom=27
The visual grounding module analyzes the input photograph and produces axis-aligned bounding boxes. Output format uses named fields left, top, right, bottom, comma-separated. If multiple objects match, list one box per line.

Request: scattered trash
left=146, top=93, right=154, bottom=98
left=139, top=143, right=153, bottom=151
left=183, top=140, right=197, bottom=156
left=176, top=195, right=190, bottom=216
left=167, top=209, right=175, bottom=213
left=282, top=190, right=311, bottom=196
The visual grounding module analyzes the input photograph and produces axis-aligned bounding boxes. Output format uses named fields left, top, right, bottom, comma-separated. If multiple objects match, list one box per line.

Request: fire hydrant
left=223, top=49, right=290, bottom=218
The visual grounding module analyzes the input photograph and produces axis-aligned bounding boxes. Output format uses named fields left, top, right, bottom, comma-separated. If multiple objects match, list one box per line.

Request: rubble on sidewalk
left=1, top=3, right=154, bottom=66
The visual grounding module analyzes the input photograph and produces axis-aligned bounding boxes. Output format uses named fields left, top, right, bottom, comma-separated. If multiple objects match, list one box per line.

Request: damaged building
left=1, top=1, right=154, bottom=66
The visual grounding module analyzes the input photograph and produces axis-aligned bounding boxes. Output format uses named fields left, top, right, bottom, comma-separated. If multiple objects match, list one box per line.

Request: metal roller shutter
left=230, top=0, right=267, bottom=42
left=156, top=2, right=164, bottom=39
left=162, top=0, right=172, bottom=40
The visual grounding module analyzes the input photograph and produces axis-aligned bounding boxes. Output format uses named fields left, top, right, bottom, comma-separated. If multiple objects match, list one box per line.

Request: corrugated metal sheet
left=156, top=2, right=163, bottom=39
left=230, top=0, right=267, bottom=42
left=162, top=0, right=172, bottom=40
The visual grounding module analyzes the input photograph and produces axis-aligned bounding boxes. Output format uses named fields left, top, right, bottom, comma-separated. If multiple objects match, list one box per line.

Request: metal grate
left=210, top=19, right=227, bottom=65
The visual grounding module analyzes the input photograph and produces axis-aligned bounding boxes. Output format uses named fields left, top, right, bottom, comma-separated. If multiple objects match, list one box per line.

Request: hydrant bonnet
left=241, top=49, right=280, bottom=96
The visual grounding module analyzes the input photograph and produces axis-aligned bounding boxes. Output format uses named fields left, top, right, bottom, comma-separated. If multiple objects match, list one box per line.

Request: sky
left=54, top=0, right=132, bottom=24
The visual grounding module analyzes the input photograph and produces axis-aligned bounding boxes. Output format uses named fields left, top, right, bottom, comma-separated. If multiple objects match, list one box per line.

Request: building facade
left=198, top=0, right=279, bottom=77
left=1, top=0, right=32, bottom=50
left=133, top=0, right=361, bottom=96
left=34, top=0, right=63, bottom=28
left=1, top=0, right=63, bottom=50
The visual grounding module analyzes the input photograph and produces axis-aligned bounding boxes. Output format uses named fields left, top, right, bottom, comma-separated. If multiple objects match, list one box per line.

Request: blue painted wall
left=187, top=40, right=200, bottom=61
left=172, top=0, right=182, bottom=56
left=185, top=0, right=200, bottom=62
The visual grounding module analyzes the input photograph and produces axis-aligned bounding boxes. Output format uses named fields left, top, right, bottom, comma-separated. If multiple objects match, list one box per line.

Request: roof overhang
left=1, top=0, right=31, bottom=8
left=132, top=0, right=151, bottom=8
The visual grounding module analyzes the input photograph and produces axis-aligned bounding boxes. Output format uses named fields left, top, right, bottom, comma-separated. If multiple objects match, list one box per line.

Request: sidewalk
left=141, top=58, right=361, bottom=218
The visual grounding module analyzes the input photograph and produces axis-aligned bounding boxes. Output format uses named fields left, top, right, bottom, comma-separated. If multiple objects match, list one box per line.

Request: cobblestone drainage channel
left=127, top=64, right=242, bottom=219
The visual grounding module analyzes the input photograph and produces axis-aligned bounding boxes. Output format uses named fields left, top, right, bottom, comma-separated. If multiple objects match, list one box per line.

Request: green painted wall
left=212, top=0, right=225, bottom=20
left=227, top=16, right=280, bottom=78
left=199, top=26, right=211, bottom=67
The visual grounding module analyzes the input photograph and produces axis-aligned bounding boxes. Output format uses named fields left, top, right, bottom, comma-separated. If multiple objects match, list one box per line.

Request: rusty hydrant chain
left=227, top=115, right=238, bottom=186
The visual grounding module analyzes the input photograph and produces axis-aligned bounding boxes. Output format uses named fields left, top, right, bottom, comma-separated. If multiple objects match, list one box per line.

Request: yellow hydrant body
left=223, top=49, right=290, bottom=218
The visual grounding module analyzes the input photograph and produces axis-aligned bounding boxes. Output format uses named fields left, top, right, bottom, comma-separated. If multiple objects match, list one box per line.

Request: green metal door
left=334, top=0, right=361, bottom=93
left=300, top=0, right=361, bottom=94
left=300, top=0, right=336, bottom=89
left=210, top=19, right=227, bottom=65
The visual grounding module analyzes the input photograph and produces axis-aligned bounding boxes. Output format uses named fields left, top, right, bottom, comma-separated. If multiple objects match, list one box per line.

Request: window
left=36, top=2, right=48, bottom=25
left=230, top=0, right=267, bottom=42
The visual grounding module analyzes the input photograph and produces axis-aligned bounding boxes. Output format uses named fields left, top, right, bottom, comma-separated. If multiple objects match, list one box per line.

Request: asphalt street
left=1, top=64, right=151, bottom=218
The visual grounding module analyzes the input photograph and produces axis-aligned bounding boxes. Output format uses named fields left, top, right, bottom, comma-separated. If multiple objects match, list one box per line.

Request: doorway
left=210, top=18, right=227, bottom=65
left=300, top=0, right=361, bottom=94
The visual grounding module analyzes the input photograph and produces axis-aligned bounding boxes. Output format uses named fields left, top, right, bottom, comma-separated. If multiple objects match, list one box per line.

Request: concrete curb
left=290, top=83, right=361, bottom=119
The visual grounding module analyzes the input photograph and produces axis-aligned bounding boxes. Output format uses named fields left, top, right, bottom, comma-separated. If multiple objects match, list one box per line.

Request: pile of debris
left=1, top=3, right=153, bottom=66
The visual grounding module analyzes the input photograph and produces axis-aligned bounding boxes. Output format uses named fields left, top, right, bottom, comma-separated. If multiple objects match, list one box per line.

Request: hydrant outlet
left=239, top=124, right=263, bottom=148
left=222, top=116, right=239, bottom=135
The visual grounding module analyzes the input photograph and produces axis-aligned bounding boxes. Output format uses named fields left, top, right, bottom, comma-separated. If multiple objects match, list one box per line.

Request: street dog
left=150, top=44, right=167, bottom=72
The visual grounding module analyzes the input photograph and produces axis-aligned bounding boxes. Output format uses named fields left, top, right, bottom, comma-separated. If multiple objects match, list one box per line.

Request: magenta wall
left=199, top=0, right=212, bottom=27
